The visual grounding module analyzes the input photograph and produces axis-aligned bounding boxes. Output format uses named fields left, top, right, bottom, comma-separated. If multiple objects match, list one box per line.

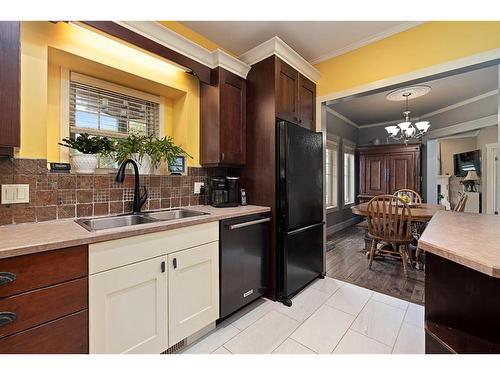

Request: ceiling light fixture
left=385, top=87, right=431, bottom=144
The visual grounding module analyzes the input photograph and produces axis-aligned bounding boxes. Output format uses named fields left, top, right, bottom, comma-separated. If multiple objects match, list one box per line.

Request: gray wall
left=357, top=94, right=498, bottom=202
left=325, top=110, right=360, bottom=230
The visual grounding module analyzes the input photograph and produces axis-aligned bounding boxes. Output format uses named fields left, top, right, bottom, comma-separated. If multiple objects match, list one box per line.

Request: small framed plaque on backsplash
left=169, top=156, right=186, bottom=175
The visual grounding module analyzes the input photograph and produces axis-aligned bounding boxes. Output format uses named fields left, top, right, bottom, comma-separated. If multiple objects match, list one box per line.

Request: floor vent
left=162, top=339, right=187, bottom=354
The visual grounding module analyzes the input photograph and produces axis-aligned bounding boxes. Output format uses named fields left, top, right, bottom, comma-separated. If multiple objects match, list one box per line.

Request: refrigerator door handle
left=286, top=221, right=325, bottom=235
left=228, top=218, right=270, bottom=230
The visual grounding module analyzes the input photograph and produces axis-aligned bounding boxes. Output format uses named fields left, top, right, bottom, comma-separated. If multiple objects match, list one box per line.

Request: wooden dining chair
left=366, top=195, right=413, bottom=278
left=455, top=193, right=468, bottom=212
left=394, top=189, right=423, bottom=204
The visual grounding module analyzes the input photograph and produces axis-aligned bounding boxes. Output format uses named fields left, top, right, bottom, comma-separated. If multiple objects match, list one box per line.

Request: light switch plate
left=1, top=184, right=30, bottom=204
left=194, top=182, right=204, bottom=194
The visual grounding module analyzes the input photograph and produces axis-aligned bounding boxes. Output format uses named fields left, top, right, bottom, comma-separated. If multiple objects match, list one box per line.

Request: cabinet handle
left=299, top=119, right=302, bottom=123
left=173, top=258, right=177, bottom=269
left=0, top=272, right=16, bottom=287
left=161, top=261, right=165, bottom=273
left=229, top=218, right=270, bottom=230
left=0, top=312, right=17, bottom=327
left=221, top=152, right=225, bottom=161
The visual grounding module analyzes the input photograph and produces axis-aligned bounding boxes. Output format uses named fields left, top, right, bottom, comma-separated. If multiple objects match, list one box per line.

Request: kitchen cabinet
left=358, top=144, right=421, bottom=202
left=0, top=245, right=88, bottom=354
left=89, top=255, right=168, bottom=354
left=276, top=58, right=316, bottom=129
left=0, top=21, right=21, bottom=156
left=200, top=67, right=246, bottom=167
left=168, top=242, right=219, bottom=344
left=88, top=222, right=219, bottom=354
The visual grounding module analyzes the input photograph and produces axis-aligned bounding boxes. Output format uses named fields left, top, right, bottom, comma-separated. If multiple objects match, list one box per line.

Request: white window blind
left=325, top=140, right=338, bottom=209
left=343, top=145, right=355, bottom=206
left=69, top=76, right=160, bottom=139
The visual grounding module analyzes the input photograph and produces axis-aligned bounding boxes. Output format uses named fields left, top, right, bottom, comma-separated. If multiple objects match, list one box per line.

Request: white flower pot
left=71, top=154, right=98, bottom=174
left=131, top=153, right=154, bottom=175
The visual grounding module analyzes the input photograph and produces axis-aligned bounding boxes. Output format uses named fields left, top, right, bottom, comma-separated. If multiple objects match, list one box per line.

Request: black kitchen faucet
left=115, top=159, right=148, bottom=213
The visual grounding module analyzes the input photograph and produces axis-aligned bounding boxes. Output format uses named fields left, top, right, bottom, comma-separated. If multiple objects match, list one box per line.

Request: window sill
left=343, top=202, right=355, bottom=209
left=326, top=206, right=339, bottom=214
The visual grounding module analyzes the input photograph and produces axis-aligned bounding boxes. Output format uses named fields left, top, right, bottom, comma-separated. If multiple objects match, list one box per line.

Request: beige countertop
left=418, top=210, right=500, bottom=278
left=0, top=205, right=270, bottom=259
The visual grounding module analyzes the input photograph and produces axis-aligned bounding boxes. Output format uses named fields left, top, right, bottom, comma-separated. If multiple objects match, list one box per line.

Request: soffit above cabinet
left=239, top=36, right=321, bottom=83
left=118, top=21, right=251, bottom=79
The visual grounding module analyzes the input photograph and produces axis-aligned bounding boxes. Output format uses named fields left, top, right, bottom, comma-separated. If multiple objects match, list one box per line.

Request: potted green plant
left=148, top=136, right=192, bottom=170
left=59, top=133, right=114, bottom=174
left=114, top=134, right=153, bottom=174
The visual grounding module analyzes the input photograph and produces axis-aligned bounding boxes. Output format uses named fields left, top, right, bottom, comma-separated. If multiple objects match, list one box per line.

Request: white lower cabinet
left=88, top=222, right=220, bottom=354
left=168, top=242, right=219, bottom=344
left=89, top=255, right=168, bottom=354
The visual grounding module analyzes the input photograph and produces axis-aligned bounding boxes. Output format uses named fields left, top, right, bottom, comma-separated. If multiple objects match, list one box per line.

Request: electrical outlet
left=194, top=182, right=204, bottom=194
left=1, top=184, right=30, bottom=204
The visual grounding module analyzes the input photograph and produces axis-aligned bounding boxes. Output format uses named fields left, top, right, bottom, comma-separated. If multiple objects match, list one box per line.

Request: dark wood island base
left=425, top=252, right=500, bottom=353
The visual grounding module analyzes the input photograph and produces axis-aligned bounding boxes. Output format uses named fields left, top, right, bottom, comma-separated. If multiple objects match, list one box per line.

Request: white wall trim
left=325, top=107, right=359, bottom=128
left=437, top=130, right=480, bottom=141
left=326, top=216, right=361, bottom=236
left=116, top=21, right=251, bottom=78
left=239, top=36, right=321, bottom=83
left=310, top=22, right=425, bottom=65
left=486, top=143, right=498, bottom=214
left=353, top=89, right=498, bottom=129
left=59, top=67, right=70, bottom=163
left=426, top=114, right=498, bottom=139
left=317, top=48, right=500, bottom=105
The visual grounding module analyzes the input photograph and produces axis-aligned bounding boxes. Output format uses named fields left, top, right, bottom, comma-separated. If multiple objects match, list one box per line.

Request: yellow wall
left=20, top=21, right=201, bottom=166
left=315, top=21, right=500, bottom=96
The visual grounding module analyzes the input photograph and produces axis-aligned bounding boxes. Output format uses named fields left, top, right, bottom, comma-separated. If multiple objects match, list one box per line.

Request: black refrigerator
left=276, top=120, right=324, bottom=306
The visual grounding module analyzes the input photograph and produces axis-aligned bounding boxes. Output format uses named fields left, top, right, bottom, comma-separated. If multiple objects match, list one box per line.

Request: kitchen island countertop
left=418, top=210, right=500, bottom=278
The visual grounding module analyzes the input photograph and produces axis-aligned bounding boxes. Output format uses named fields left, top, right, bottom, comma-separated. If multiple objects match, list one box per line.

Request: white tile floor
left=181, top=277, right=425, bottom=354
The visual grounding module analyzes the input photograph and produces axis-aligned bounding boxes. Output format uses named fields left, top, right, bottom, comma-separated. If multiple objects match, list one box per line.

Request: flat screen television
left=453, top=149, right=481, bottom=177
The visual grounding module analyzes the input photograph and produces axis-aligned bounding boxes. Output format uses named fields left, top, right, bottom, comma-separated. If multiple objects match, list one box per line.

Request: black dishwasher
left=219, top=213, right=270, bottom=319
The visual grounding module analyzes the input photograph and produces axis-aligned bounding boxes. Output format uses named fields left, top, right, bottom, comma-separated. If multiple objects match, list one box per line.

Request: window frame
left=59, top=68, right=164, bottom=165
left=343, top=141, right=356, bottom=208
left=325, top=137, right=339, bottom=213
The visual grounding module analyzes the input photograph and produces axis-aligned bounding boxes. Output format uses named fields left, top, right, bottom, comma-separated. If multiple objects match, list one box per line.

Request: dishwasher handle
left=228, top=217, right=270, bottom=230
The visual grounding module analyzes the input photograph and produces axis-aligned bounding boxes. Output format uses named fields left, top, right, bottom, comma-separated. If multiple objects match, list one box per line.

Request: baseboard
left=326, top=216, right=362, bottom=236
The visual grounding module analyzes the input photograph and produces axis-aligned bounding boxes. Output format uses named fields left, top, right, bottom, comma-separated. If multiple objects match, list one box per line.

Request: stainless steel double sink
left=75, top=209, right=208, bottom=232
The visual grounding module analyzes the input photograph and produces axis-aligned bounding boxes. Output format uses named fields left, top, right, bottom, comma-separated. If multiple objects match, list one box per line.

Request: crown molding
left=117, top=21, right=251, bottom=78
left=357, top=89, right=498, bottom=129
left=239, top=36, right=321, bottom=83
left=426, top=114, right=497, bottom=139
left=325, top=107, right=359, bottom=128
left=309, top=22, right=425, bottom=65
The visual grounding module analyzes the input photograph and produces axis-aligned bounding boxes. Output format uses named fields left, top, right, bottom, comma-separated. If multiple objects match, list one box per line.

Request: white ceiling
left=180, top=21, right=422, bottom=63
left=328, top=65, right=499, bottom=126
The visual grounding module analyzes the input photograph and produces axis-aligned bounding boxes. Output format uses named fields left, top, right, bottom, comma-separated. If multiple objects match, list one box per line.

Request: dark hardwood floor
left=326, top=225, right=425, bottom=305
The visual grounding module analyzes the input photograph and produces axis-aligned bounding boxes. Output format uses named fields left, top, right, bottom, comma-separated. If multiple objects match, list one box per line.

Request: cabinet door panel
left=361, top=154, right=387, bottom=196
left=276, top=59, right=299, bottom=123
left=168, top=242, right=219, bottom=344
left=89, top=255, right=167, bottom=354
left=220, top=70, right=246, bottom=165
left=388, top=153, right=415, bottom=193
left=298, top=74, right=316, bottom=130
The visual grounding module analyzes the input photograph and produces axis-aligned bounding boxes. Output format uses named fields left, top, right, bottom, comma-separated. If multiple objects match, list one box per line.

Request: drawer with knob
left=0, top=277, right=87, bottom=338
left=0, top=245, right=87, bottom=298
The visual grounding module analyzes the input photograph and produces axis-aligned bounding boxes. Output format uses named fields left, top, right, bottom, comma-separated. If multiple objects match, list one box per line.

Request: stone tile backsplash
left=0, top=158, right=208, bottom=226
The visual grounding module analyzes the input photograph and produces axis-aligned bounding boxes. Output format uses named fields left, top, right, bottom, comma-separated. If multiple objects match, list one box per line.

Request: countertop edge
left=0, top=205, right=271, bottom=260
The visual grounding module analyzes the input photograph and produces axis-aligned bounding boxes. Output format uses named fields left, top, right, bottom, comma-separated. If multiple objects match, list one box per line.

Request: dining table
left=350, top=202, right=446, bottom=265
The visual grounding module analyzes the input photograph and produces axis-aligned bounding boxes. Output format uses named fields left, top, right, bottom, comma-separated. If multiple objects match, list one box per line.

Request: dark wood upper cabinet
left=358, top=144, right=421, bottom=202
left=275, top=59, right=316, bottom=129
left=298, top=74, right=316, bottom=129
left=200, top=67, right=246, bottom=167
left=0, top=21, right=21, bottom=156
left=276, top=59, right=299, bottom=123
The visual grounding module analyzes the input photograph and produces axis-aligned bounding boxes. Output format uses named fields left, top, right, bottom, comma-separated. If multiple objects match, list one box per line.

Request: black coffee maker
left=209, top=176, right=239, bottom=207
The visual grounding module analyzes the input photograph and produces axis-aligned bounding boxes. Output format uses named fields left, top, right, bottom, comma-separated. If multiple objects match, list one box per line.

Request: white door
left=89, top=255, right=168, bottom=354
left=168, top=242, right=219, bottom=344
